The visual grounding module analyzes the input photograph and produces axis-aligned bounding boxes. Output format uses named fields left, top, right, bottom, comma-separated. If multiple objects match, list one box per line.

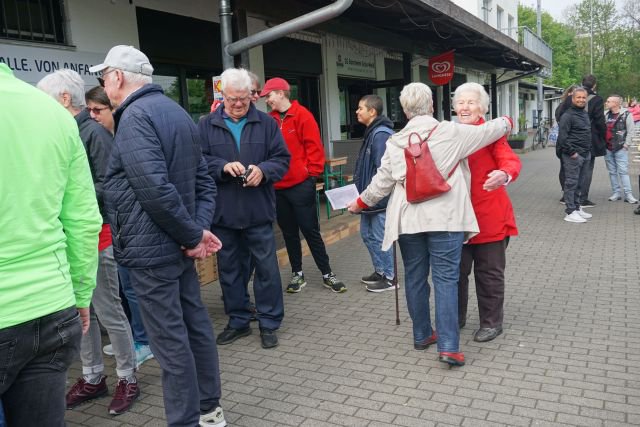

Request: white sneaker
left=577, top=208, right=592, bottom=219
left=564, top=211, right=587, bottom=223
left=103, top=344, right=114, bottom=356
left=200, top=406, right=226, bottom=427
left=625, top=195, right=638, bottom=204
left=608, top=193, right=621, bottom=201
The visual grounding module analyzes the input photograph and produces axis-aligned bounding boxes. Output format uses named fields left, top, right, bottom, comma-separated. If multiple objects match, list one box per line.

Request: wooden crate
left=195, top=253, right=218, bottom=286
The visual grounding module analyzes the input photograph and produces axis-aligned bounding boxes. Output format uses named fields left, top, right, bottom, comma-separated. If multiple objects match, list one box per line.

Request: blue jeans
left=119, top=265, right=148, bottom=345
left=604, top=148, right=633, bottom=196
left=360, top=212, right=394, bottom=279
left=398, top=231, right=464, bottom=353
left=129, top=258, right=221, bottom=427
left=0, top=307, right=81, bottom=427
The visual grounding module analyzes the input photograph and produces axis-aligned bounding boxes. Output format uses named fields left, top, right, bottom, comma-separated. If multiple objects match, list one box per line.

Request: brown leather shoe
left=108, top=378, right=140, bottom=415
left=66, top=376, right=108, bottom=409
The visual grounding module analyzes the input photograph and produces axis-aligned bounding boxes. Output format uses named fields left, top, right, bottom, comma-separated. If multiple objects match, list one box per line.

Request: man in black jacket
left=94, top=46, right=226, bottom=427
left=557, top=87, right=594, bottom=223
left=579, top=75, right=607, bottom=207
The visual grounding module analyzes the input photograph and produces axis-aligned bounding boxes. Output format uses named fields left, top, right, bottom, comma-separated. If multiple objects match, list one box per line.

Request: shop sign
left=212, top=76, right=223, bottom=101
left=336, top=49, right=376, bottom=79
left=0, top=43, right=106, bottom=86
left=428, top=50, right=455, bottom=86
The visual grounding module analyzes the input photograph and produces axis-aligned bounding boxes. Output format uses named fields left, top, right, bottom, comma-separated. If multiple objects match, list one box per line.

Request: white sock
left=84, top=373, right=102, bottom=384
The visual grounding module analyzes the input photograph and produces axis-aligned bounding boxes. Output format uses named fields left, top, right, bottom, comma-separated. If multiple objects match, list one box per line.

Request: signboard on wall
left=336, top=49, right=376, bottom=79
left=0, top=43, right=105, bottom=86
left=428, top=50, right=455, bottom=86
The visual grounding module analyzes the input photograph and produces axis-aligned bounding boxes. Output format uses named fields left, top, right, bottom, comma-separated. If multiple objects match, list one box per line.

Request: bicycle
left=531, top=117, right=551, bottom=150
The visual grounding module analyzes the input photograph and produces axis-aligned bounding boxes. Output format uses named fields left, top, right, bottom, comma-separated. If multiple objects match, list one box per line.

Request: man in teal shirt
left=0, top=63, right=102, bottom=426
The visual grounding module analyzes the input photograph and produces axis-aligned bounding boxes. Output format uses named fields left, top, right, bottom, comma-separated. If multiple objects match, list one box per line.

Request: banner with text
left=0, top=44, right=105, bottom=86
left=336, top=49, right=376, bottom=79
left=428, top=50, right=455, bottom=86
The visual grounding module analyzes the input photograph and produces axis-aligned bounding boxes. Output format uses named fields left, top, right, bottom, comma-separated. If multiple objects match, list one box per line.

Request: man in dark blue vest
left=353, top=95, right=396, bottom=292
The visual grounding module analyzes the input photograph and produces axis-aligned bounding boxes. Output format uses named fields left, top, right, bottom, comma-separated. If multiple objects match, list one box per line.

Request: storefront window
left=154, top=75, right=180, bottom=104
left=186, top=78, right=210, bottom=121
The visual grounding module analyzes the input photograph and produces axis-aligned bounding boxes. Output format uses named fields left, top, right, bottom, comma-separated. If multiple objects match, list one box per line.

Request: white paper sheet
left=324, top=184, right=359, bottom=210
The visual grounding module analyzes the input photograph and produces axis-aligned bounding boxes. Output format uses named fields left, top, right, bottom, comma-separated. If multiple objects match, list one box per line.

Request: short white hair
left=399, top=83, right=433, bottom=119
left=220, top=68, right=252, bottom=93
left=37, top=69, right=86, bottom=109
left=121, top=70, right=152, bottom=86
left=452, top=82, right=490, bottom=114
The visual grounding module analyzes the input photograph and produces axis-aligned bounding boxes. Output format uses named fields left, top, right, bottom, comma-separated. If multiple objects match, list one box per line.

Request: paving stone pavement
left=65, top=147, right=640, bottom=427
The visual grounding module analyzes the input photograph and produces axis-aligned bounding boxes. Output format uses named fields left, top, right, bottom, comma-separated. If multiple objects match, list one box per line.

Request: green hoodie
left=0, top=63, right=102, bottom=329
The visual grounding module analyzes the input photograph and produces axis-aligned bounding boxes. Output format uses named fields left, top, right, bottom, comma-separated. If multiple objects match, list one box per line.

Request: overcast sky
left=519, top=0, right=627, bottom=23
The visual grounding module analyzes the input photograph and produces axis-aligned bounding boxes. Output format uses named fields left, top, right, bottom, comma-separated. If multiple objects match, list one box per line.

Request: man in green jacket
left=0, top=63, right=102, bottom=426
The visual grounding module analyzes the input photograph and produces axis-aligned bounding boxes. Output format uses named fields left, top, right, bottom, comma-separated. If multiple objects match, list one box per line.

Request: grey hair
left=37, top=69, right=87, bottom=109
left=399, top=83, right=433, bottom=119
left=452, top=82, right=490, bottom=114
left=247, top=71, right=260, bottom=86
left=220, top=68, right=252, bottom=93
left=121, top=70, right=152, bottom=86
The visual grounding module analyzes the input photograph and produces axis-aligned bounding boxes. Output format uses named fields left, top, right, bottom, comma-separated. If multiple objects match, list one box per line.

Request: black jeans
left=0, top=307, right=81, bottom=427
left=562, top=152, right=592, bottom=214
left=580, top=154, right=596, bottom=203
left=129, top=258, right=221, bottom=427
left=276, top=177, right=331, bottom=275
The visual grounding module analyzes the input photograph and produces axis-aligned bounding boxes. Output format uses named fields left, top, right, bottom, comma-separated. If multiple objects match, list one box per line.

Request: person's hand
left=571, top=153, right=578, bottom=159
left=347, top=199, right=363, bottom=214
left=244, top=165, right=264, bottom=187
left=483, top=170, right=508, bottom=191
left=77, top=307, right=90, bottom=335
left=223, top=162, right=246, bottom=177
left=184, top=230, right=223, bottom=259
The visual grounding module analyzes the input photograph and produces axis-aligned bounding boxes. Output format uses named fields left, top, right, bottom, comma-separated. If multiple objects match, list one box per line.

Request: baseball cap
left=89, top=45, right=154, bottom=76
left=260, top=77, right=290, bottom=97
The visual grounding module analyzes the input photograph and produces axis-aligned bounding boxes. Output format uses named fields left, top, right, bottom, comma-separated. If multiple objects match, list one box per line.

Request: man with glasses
left=90, top=45, right=226, bottom=427
left=198, top=68, right=290, bottom=350
left=37, top=69, right=139, bottom=415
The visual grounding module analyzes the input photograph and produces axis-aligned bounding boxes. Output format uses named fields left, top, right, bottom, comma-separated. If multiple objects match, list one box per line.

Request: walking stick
left=393, top=242, right=400, bottom=325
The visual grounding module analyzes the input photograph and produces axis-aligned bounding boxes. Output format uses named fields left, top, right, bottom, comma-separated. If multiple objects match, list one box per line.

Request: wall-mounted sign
left=212, top=76, right=223, bottom=101
left=428, top=50, right=455, bottom=86
left=336, top=49, right=376, bottom=79
left=0, top=43, right=107, bottom=86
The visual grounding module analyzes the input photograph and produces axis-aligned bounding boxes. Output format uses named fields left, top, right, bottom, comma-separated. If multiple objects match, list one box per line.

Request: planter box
left=507, top=138, right=526, bottom=149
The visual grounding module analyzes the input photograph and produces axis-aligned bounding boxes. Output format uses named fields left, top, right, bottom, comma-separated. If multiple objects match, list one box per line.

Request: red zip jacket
left=467, top=118, right=521, bottom=245
left=270, top=100, right=325, bottom=190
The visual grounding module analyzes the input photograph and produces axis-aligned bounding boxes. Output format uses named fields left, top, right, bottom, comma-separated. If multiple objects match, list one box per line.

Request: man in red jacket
left=261, top=77, right=346, bottom=294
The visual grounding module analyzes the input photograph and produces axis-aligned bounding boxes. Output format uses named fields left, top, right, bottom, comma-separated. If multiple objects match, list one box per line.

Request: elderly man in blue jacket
left=93, top=45, right=226, bottom=427
left=198, top=68, right=290, bottom=351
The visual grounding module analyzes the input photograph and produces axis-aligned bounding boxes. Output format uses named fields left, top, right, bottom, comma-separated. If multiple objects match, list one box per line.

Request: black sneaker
left=216, top=326, right=251, bottom=345
left=635, top=205, right=640, bottom=215
left=366, top=277, right=397, bottom=293
left=559, top=197, right=565, bottom=205
left=581, top=200, right=596, bottom=208
left=361, top=272, right=383, bottom=284
left=323, top=273, right=347, bottom=293
left=286, top=273, right=306, bottom=293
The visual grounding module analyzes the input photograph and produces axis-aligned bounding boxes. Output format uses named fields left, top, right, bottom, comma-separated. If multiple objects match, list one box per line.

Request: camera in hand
left=240, top=167, right=253, bottom=184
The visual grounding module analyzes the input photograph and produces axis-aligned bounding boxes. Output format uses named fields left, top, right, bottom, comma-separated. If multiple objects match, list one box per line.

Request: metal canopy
left=292, top=0, right=550, bottom=72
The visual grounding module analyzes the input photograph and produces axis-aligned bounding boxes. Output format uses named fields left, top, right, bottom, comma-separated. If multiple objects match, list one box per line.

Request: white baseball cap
left=89, top=45, right=154, bottom=76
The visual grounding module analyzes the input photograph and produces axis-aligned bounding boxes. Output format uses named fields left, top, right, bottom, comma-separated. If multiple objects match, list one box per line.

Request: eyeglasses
left=250, top=89, right=261, bottom=96
left=87, top=106, right=110, bottom=115
left=224, top=95, right=250, bottom=104
left=97, top=69, right=117, bottom=87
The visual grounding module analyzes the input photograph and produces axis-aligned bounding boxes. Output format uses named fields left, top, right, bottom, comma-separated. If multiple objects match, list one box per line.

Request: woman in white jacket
left=348, top=83, right=512, bottom=366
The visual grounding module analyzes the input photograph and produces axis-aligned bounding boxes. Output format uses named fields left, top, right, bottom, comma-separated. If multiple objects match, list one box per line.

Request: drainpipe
left=220, top=0, right=234, bottom=70
left=223, top=0, right=352, bottom=62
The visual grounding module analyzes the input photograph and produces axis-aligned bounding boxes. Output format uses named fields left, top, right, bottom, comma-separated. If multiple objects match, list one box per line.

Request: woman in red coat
left=454, top=82, right=521, bottom=342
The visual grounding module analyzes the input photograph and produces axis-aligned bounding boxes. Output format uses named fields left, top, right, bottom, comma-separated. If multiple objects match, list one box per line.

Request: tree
left=518, top=5, right=579, bottom=90
left=565, top=0, right=640, bottom=98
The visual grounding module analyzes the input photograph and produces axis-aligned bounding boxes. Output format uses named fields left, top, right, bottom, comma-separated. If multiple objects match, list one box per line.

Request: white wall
left=451, top=0, right=479, bottom=16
